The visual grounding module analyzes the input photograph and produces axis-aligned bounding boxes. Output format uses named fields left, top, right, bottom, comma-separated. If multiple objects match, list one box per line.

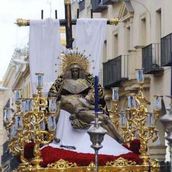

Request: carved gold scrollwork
left=86, top=162, right=95, bottom=171
left=47, top=159, right=77, bottom=169
left=106, top=157, right=136, bottom=167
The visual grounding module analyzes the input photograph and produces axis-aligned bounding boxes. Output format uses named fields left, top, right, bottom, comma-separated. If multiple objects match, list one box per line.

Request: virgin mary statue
left=47, top=51, right=131, bottom=156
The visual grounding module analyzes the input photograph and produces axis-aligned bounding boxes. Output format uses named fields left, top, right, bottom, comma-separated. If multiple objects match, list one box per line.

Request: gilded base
left=16, top=166, right=159, bottom=172
left=15, top=158, right=160, bottom=172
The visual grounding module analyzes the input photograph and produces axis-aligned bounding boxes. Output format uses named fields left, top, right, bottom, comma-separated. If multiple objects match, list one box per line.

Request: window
left=114, top=34, right=118, bottom=57
left=141, top=17, right=146, bottom=45
left=103, top=40, right=107, bottom=62
left=156, top=9, right=161, bottom=43
left=126, top=26, right=130, bottom=52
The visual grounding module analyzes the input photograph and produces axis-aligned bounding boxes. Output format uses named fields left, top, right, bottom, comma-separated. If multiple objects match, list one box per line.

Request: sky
left=0, top=0, right=64, bottom=80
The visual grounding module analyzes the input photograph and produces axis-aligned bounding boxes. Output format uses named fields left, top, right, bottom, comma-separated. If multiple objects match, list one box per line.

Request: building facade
left=71, top=0, right=172, bottom=161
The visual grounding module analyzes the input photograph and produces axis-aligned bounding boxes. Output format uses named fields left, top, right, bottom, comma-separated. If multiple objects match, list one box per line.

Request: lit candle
left=112, top=87, right=119, bottom=101
left=136, top=69, right=144, bottom=83
left=94, top=76, right=99, bottom=114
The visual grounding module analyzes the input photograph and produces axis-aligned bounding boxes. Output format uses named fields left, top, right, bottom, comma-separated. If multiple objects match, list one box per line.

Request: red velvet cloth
left=24, top=142, right=142, bottom=167
left=40, top=146, right=142, bottom=167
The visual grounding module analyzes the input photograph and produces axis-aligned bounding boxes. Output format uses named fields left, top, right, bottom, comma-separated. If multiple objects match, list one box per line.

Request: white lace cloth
left=49, top=110, right=130, bottom=156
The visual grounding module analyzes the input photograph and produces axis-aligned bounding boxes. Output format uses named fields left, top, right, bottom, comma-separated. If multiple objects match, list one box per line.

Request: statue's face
left=71, top=67, right=80, bottom=80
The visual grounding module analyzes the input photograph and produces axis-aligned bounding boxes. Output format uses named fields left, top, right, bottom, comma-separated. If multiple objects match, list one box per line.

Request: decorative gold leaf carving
left=61, top=51, right=90, bottom=73
left=47, top=159, right=77, bottom=169
left=106, top=157, right=136, bottom=167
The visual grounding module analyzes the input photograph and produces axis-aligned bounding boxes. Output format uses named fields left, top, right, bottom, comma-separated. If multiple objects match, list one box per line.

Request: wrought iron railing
left=103, top=0, right=119, bottom=5
left=161, top=33, right=172, bottom=66
left=103, top=55, right=128, bottom=88
left=142, top=43, right=162, bottom=74
left=91, top=0, right=107, bottom=12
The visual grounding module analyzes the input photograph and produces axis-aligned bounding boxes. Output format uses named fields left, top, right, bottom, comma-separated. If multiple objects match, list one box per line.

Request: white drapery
left=49, top=110, right=130, bottom=156
left=29, top=18, right=61, bottom=94
left=74, top=18, right=107, bottom=76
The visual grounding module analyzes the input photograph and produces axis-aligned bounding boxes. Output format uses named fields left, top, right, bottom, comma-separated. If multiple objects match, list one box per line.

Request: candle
left=94, top=76, right=99, bottom=114
left=112, top=87, right=119, bottom=101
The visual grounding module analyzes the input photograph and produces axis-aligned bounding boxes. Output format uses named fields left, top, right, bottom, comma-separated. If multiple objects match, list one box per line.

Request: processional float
left=4, top=68, right=162, bottom=172
left=3, top=0, right=167, bottom=171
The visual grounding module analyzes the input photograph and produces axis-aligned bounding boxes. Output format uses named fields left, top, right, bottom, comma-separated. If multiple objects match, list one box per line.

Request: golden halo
left=61, top=50, right=90, bottom=73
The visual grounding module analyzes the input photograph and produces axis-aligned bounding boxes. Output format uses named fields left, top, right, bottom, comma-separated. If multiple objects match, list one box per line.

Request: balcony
left=103, top=55, right=128, bottom=88
left=79, top=0, right=85, bottom=12
left=142, top=43, right=163, bottom=74
left=161, top=33, right=172, bottom=66
left=103, top=0, right=119, bottom=5
left=91, top=0, right=107, bottom=13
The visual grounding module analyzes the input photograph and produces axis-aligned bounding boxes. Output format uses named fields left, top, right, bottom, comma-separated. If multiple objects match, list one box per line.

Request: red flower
left=24, top=142, right=35, bottom=160
left=123, top=139, right=140, bottom=155
left=130, top=139, right=140, bottom=154
left=40, top=146, right=142, bottom=167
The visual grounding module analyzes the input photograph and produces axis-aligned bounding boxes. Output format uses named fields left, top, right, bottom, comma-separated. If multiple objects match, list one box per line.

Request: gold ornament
left=106, top=157, right=136, bottom=167
left=47, top=159, right=77, bottom=169
left=61, top=50, right=90, bottom=73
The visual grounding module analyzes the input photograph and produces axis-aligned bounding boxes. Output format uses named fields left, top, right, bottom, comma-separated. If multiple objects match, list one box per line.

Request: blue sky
left=0, top=0, right=64, bottom=80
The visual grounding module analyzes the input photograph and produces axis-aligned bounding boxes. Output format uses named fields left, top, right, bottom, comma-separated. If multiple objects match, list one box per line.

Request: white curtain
left=29, top=18, right=61, bottom=94
left=74, top=18, right=107, bottom=76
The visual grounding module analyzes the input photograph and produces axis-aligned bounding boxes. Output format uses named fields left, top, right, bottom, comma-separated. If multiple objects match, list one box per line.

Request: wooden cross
left=16, top=0, right=119, bottom=49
